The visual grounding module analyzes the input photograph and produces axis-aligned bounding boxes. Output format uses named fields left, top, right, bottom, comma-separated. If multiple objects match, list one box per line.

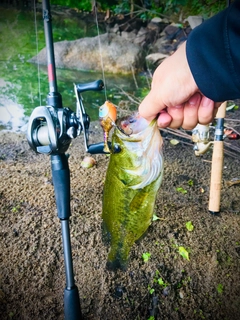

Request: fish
left=101, top=111, right=164, bottom=270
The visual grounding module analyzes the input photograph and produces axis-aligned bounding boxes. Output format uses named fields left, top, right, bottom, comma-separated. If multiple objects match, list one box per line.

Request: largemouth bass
left=102, top=111, right=164, bottom=270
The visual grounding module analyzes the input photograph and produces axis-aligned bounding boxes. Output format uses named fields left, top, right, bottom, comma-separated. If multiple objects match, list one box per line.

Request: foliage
left=155, top=277, right=168, bottom=287
left=217, top=283, right=224, bottom=294
left=49, top=0, right=227, bottom=17
left=152, top=213, right=160, bottom=221
left=50, top=0, right=119, bottom=11
left=185, top=221, right=194, bottom=231
left=188, top=179, right=194, bottom=186
left=152, top=0, right=226, bottom=16
left=179, top=246, right=190, bottom=260
left=142, top=252, right=151, bottom=262
left=50, top=0, right=92, bottom=11
left=148, top=270, right=169, bottom=299
left=176, top=187, right=187, bottom=194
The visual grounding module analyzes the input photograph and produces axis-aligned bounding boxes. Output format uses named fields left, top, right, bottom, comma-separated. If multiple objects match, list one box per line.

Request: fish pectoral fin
left=129, top=190, right=149, bottom=212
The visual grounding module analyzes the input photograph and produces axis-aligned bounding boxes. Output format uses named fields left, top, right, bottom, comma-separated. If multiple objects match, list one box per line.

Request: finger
left=138, top=90, right=165, bottom=122
left=167, top=105, right=184, bottom=128
left=157, top=110, right=172, bottom=128
left=215, top=102, right=223, bottom=109
left=182, top=93, right=201, bottom=130
left=198, top=96, right=215, bottom=124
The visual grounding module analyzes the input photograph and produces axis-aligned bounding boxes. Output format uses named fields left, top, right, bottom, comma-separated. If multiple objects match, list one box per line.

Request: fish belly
left=102, top=157, right=162, bottom=270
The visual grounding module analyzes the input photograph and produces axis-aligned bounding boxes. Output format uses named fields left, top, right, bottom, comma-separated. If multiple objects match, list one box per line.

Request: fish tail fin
left=106, top=245, right=130, bottom=271
left=106, top=258, right=128, bottom=271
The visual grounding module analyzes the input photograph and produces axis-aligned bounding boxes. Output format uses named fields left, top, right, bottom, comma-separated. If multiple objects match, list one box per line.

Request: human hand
left=139, top=42, right=220, bottom=130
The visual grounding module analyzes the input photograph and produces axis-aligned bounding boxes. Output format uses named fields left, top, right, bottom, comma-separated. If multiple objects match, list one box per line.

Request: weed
left=176, top=187, right=187, bottom=194
left=188, top=179, right=194, bottom=186
left=185, top=221, right=194, bottom=231
left=142, top=252, right=151, bottom=263
left=148, top=285, right=155, bottom=295
left=217, top=283, right=223, bottom=294
left=11, top=205, right=21, bottom=213
left=179, top=246, right=190, bottom=261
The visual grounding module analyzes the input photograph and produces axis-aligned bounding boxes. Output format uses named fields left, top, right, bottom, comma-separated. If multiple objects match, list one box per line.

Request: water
left=0, top=7, right=148, bottom=132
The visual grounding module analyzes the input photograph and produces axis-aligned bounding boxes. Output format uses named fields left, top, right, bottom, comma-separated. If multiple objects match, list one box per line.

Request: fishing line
left=94, top=1, right=107, bottom=100
left=33, top=0, right=42, bottom=106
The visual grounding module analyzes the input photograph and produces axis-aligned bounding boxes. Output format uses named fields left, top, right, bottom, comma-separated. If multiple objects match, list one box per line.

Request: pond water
left=0, top=7, right=148, bottom=132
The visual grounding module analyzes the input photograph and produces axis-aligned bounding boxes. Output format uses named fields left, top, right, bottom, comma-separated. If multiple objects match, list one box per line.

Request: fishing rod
left=208, top=101, right=227, bottom=214
left=27, top=0, right=111, bottom=319
left=192, top=1, right=231, bottom=215
left=208, top=0, right=231, bottom=214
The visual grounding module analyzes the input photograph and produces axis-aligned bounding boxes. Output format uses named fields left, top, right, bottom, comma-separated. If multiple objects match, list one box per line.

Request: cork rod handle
left=208, top=101, right=227, bottom=214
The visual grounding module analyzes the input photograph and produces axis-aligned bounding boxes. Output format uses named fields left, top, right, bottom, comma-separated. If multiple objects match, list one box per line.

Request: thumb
left=138, top=90, right=165, bottom=122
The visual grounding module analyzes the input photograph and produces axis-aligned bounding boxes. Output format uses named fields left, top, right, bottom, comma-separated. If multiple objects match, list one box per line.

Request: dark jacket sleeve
left=186, top=0, right=240, bottom=102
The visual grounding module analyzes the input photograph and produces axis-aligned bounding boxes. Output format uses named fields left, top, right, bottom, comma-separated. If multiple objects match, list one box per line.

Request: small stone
left=114, top=285, right=125, bottom=299
left=81, top=156, right=96, bottom=168
left=179, top=289, right=184, bottom=299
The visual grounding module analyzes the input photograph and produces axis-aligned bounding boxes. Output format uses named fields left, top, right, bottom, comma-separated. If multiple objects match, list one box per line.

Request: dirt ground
left=0, top=118, right=240, bottom=320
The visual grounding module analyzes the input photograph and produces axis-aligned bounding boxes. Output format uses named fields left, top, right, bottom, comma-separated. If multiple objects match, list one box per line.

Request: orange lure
left=99, top=101, right=117, bottom=153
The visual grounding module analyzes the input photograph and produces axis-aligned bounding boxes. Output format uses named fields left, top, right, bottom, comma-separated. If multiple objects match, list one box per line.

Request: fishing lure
left=99, top=100, right=117, bottom=153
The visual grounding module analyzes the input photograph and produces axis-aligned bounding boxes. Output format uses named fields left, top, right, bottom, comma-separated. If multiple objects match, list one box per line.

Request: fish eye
left=99, top=105, right=108, bottom=118
left=129, top=118, right=136, bottom=124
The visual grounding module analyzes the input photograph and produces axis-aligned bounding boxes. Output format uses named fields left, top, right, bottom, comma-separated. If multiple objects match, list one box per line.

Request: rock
left=162, top=23, right=182, bottom=39
left=147, top=21, right=160, bottom=33
left=184, top=15, right=203, bottom=29
left=81, top=156, right=96, bottom=168
left=134, top=27, right=147, bottom=45
left=151, top=37, right=174, bottom=55
left=29, top=33, right=144, bottom=74
left=145, top=53, right=168, bottom=64
left=151, top=17, right=163, bottom=24
left=121, top=30, right=137, bottom=42
left=152, top=22, right=191, bottom=55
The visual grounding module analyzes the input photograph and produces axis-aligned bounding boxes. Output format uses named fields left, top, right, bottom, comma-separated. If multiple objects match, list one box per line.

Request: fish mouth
left=116, top=112, right=150, bottom=136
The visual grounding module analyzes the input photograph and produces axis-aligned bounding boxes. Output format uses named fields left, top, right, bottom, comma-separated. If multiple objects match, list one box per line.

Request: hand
left=139, top=42, right=220, bottom=130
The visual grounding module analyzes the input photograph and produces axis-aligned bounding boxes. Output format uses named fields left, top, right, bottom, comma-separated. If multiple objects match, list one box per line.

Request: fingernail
left=202, top=97, right=213, bottom=108
left=173, top=104, right=183, bottom=109
left=189, top=93, right=201, bottom=105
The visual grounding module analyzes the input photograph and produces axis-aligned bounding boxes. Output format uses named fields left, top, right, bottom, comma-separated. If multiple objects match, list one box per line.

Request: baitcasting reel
left=27, top=79, right=106, bottom=155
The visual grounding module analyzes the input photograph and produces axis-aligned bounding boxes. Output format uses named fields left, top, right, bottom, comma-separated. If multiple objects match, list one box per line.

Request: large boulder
left=29, top=33, right=145, bottom=74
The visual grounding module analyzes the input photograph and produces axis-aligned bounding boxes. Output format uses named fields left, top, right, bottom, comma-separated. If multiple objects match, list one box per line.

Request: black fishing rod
left=27, top=0, right=110, bottom=319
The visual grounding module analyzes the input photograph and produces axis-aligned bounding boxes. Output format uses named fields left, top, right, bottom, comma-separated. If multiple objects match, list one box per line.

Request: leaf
left=217, top=283, right=223, bottom=294
left=149, top=288, right=155, bottom=294
left=226, top=104, right=238, bottom=111
left=170, top=139, right=180, bottom=146
left=179, top=246, right=190, bottom=261
left=142, top=252, right=151, bottom=263
left=188, top=179, right=194, bottom=186
left=157, top=278, right=166, bottom=286
left=176, top=187, right=187, bottom=194
left=152, top=214, right=160, bottom=221
left=186, top=221, right=194, bottom=232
